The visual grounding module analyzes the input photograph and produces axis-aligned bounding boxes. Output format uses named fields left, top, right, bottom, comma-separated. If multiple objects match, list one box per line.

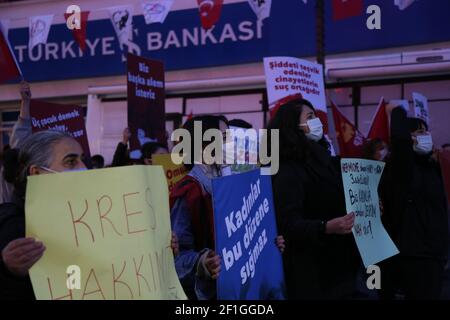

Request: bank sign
left=8, top=0, right=450, bottom=82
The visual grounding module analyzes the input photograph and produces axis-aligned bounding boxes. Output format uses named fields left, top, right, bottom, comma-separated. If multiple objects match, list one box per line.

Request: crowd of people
left=0, top=82, right=449, bottom=300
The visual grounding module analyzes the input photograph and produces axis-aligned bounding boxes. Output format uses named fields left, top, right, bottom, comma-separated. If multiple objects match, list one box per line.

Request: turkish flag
left=332, top=0, right=364, bottom=21
left=0, top=29, right=21, bottom=84
left=331, top=101, right=366, bottom=157
left=64, top=11, right=90, bottom=52
left=367, top=98, right=390, bottom=144
left=197, top=0, right=224, bottom=30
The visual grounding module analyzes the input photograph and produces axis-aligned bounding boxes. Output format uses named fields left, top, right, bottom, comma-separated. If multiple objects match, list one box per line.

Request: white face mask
left=300, top=118, right=323, bottom=142
left=40, top=166, right=88, bottom=173
left=413, top=134, right=433, bottom=155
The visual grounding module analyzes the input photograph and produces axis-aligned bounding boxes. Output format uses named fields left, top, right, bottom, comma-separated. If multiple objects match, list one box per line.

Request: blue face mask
left=40, top=167, right=88, bottom=173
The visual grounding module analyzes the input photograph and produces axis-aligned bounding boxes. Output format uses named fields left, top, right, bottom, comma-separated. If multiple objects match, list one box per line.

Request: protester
left=0, top=131, right=179, bottom=300
left=91, top=154, right=105, bottom=169
left=1, top=81, right=32, bottom=204
left=269, top=98, right=358, bottom=299
left=362, top=138, right=389, bottom=161
left=141, top=142, right=168, bottom=165
left=442, top=143, right=450, bottom=152
left=0, top=131, right=84, bottom=299
left=169, top=115, right=226, bottom=300
left=379, top=106, right=449, bottom=300
left=111, top=128, right=132, bottom=167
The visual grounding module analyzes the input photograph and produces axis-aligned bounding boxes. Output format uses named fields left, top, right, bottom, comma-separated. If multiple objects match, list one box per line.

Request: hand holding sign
left=275, top=235, right=285, bottom=253
left=204, top=250, right=221, bottom=280
left=2, top=237, right=46, bottom=277
left=326, top=213, right=355, bottom=235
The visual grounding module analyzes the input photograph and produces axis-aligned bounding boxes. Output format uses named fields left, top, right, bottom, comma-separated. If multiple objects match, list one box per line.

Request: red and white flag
left=247, top=0, right=272, bottom=22
left=331, top=101, right=366, bottom=158
left=29, top=15, right=53, bottom=51
left=108, top=6, right=134, bottom=50
left=64, top=11, right=90, bottom=52
left=0, top=25, right=22, bottom=84
left=141, top=0, right=174, bottom=24
left=332, top=0, right=364, bottom=21
left=367, top=98, right=390, bottom=144
left=197, top=0, right=224, bottom=30
left=394, top=0, right=416, bottom=10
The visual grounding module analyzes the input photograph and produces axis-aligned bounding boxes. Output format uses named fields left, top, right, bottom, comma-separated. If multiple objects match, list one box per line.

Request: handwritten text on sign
left=26, top=166, right=186, bottom=300
left=341, top=159, right=399, bottom=268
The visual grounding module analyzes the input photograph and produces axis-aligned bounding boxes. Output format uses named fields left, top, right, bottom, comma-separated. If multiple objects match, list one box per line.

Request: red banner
left=127, top=53, right=166, bottom=159
left=30, top=100, right=91, bottom=157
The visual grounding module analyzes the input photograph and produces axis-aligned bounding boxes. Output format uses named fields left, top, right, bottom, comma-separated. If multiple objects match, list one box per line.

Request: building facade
left=1, top=0, right=449, bottom=163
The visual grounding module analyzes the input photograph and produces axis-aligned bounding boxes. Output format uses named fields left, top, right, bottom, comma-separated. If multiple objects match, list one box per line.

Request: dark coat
left=380, top=108, right=448, bottom=260
left=0, top=199, right=35, bottom=300
left=272, top=142, right=358, bottom=299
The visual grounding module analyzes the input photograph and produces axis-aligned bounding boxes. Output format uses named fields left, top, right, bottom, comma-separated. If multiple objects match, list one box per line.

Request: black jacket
left=380, top=107, right=448, bottom=260
left=111, top=142, right=129, bottom=167
left=0, top=198, right=35, bottom=300
left=272, top=142, right=358, bottom=299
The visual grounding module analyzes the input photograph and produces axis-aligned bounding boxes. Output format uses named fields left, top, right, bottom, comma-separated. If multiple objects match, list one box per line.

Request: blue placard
left=212, top=169, right=285, bottom=300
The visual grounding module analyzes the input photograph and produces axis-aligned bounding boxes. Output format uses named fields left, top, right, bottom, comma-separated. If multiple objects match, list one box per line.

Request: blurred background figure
left=141, top=142, right=168, bottom=165
left=362, top=138, right=389, bottom=161
left=91, top=154, right=105, bottom=169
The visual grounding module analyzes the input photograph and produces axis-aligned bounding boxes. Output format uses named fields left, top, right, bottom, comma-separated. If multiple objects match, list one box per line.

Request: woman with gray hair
left=0, top=130, right=86, bottom=300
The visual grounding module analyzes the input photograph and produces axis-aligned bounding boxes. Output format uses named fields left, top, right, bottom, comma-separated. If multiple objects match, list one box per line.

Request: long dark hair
left=267, top=98, right=330, bottom=162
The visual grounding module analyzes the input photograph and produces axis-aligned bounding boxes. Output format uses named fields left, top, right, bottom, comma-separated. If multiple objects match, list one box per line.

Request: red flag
left=331, top=101, right=366, bottom=157
left=64, top=11, right=90, bottom=52
left=332, top=0, right=364, bottom=21
left=187, top=111, right=193, bottom=121
left=0, top=29, right=21, bottom=84
left=367, top=98, right=390, bottom=144
left=197, top=0, right=224, bottom=30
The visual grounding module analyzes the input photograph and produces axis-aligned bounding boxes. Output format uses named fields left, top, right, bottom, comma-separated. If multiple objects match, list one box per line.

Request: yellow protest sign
left=25, top=166, right=186, bottom=300
left=152, top=153, right=188, bottom=193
